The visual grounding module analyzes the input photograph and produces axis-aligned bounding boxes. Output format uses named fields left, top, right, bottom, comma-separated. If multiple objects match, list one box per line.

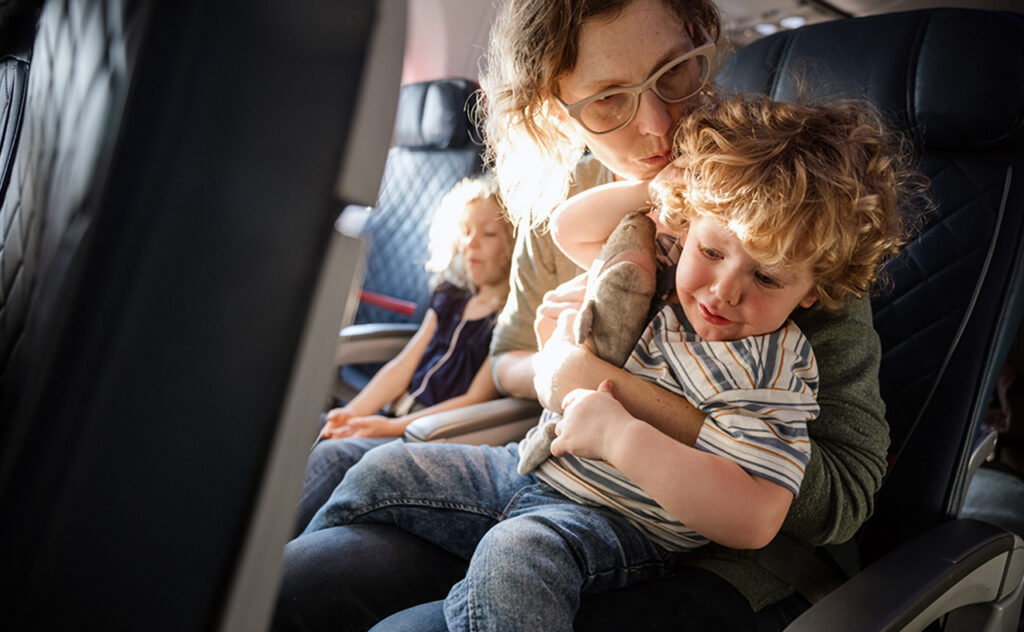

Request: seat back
left=355, top=77, right=484, bottom=325
left=717, top=8, right=1024, bottom=564
left=0, top=0, right=404, bottom=628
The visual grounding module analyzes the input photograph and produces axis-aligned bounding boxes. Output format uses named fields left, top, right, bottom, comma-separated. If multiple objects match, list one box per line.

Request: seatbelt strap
left=754, top=534, right=849, bottom=605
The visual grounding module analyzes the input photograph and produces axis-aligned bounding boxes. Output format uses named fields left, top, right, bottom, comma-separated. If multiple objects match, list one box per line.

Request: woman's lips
left=699, top=303, right=732, bottom=325
left=641, top=150, right=671, bottom=166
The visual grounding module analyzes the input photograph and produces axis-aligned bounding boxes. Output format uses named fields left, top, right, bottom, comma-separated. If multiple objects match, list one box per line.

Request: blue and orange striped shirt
left=530, top=237, right=819, bottom=551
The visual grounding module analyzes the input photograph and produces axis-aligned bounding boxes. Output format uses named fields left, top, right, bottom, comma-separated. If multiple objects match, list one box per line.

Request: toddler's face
left=459, top=197, right=510, bottom=289
left=675, top=216, right=817, bottom=341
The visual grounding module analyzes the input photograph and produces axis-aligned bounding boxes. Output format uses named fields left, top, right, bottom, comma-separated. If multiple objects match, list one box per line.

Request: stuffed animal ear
left=575, top=300, right=595, bottom=346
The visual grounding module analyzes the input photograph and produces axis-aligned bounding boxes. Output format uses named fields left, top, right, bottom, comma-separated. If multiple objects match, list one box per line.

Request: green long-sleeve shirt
left=490, top=156, right=890, bottom=610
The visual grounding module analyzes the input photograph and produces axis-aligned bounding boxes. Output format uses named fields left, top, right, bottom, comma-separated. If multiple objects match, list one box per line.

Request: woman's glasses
left=558, top=31, right=715, bottom=135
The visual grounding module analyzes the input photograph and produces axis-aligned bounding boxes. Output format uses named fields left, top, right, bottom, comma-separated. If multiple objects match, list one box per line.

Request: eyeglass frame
left=556, top=28, right=716, bottom=135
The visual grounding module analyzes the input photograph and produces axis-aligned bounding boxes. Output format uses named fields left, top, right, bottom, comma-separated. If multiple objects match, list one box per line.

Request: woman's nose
left=634, top=90, right=673, bottom=137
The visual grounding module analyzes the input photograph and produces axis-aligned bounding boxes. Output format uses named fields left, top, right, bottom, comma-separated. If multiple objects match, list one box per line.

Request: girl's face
left=556, top=0, right=701, bottom=181
left=459, top=197, right=511, bottom=289
left=675, top=217, right=818, bottom=342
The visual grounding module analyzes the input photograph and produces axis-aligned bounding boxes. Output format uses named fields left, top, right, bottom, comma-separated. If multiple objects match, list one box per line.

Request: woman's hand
left=534, top=272, right=587, bottom=349
left=533, top=308, right=591, bottom=412
left=551, top=379, right=634, bottom=462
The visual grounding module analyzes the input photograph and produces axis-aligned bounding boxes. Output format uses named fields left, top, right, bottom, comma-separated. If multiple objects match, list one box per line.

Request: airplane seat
left=0, top=0, right=406, bottom=628
left=712, top=8, right=1024, bottom=630
left=390, top=7, right=1024, bottom=630
left=334, top=77, right=486, bottom=401
left=0, top=3, right=38, bottom=427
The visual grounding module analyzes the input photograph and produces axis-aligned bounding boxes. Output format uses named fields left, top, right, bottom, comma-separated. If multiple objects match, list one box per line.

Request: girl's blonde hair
left=477, top=0, right=721, bottom=229
left=654, top=94, right=928, bottom=310
left=425, top=173, right=514, bottom=292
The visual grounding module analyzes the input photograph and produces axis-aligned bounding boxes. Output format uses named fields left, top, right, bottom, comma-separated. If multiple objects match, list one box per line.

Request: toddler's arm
left=550, top=180, right=652, bottom=268
left=554, top=381, right=793, bottom=549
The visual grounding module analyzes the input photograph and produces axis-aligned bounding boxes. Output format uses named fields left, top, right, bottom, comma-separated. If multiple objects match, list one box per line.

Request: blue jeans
left=305, top=440, right=674, bottom=632
left=294, top=436, right=393, bottom=535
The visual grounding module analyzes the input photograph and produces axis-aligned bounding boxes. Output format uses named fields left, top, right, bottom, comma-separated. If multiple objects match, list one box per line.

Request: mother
left=272, top=0, right=889, bottom=630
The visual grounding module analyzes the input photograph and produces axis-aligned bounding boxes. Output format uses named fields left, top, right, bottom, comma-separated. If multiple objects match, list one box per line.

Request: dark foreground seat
left=0, top=0, right=405, bottom=628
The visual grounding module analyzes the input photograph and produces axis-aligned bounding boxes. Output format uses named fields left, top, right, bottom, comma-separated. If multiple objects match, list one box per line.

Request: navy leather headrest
left=718, top=9, right=1024, bottom=150
left=393, top=78, right=479, bottom=150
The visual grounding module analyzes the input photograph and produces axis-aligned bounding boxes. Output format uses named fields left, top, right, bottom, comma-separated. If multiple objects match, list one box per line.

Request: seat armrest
left=405, top=398, right=544, bottom=446
left=786, top=519, right=1024, bottom=632
left=335, top=322, right=418, bottom=365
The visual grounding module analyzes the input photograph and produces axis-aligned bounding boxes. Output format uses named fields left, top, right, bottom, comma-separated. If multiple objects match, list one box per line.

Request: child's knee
left=476, top=514, right=573, bottom=567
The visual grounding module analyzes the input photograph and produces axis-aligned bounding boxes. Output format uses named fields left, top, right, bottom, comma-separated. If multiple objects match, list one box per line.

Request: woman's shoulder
left=568, top=153, right=615, bottom=197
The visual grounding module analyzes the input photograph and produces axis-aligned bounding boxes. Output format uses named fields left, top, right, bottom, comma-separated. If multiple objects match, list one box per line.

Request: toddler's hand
left=551, top=379, right=632, bottom=461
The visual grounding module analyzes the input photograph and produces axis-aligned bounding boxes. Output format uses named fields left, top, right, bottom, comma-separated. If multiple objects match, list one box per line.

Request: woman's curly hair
left=654, top=94, right=929, bottom=310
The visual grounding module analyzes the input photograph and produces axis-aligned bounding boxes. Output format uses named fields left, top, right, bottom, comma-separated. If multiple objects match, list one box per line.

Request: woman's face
left=556, top=0, right=700, bottom=181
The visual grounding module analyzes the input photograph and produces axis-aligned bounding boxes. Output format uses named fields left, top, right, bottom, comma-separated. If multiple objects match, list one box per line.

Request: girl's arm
left=553, top=381, right=793, bottom=549
left=339, top=309, right=439, bottom=417
left=346, top=356, right=501, bottom=438
left=550, top=180, right=652, bottom=268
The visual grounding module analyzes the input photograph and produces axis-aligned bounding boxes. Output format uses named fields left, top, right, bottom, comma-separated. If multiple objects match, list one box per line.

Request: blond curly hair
left=478, top=0, right=721, bottom=229
left=654, top=94, right=928, bottom=310
left=425, top=174, right=514, bottom=292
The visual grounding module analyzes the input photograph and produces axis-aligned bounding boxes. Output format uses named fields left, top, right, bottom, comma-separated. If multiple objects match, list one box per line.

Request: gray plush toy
left=517, top=210, right=658, bottom=475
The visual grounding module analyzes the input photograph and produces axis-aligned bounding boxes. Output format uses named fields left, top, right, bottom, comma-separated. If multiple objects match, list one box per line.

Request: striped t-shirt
left=532, top=241, right=819, bottom=551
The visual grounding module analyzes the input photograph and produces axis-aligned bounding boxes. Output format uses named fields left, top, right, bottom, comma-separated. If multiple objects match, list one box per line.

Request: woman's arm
left=534, top=309, right=705, bottom=445
left=783, top=296, right=890, bottom=545
left=553, top=381, right=793, bottom=549
left=550, top=179, right=652, bottom=268
left=491, top=224, right=580, bottom=399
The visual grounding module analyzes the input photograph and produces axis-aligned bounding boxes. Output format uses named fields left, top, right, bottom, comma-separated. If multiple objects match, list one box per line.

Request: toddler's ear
left=799, top=292, right=818, bottom=309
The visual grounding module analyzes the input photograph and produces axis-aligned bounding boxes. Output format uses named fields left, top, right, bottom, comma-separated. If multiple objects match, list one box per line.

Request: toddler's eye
left=754, top=271, right=782, bottom=288
left=700, top=246, right=722, bottom=260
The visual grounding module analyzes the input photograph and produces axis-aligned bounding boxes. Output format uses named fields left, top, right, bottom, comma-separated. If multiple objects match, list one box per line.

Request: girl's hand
left=345, top=415, right=406, bottom=438
left=320, top=407, right=354, bottom=439
left=534, top=272, right=587, bottom=349
left=551, top=379, right=633, bottom=461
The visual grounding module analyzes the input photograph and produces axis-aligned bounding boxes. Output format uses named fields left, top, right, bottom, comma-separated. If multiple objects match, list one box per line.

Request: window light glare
left=754, top=23, right=777, bottom=36
left=779, top=16, right=807, bottom=29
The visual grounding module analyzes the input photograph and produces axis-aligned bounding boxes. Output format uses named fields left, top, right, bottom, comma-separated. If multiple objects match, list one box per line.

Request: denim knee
left=296, top=437, right=393, bottom=534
